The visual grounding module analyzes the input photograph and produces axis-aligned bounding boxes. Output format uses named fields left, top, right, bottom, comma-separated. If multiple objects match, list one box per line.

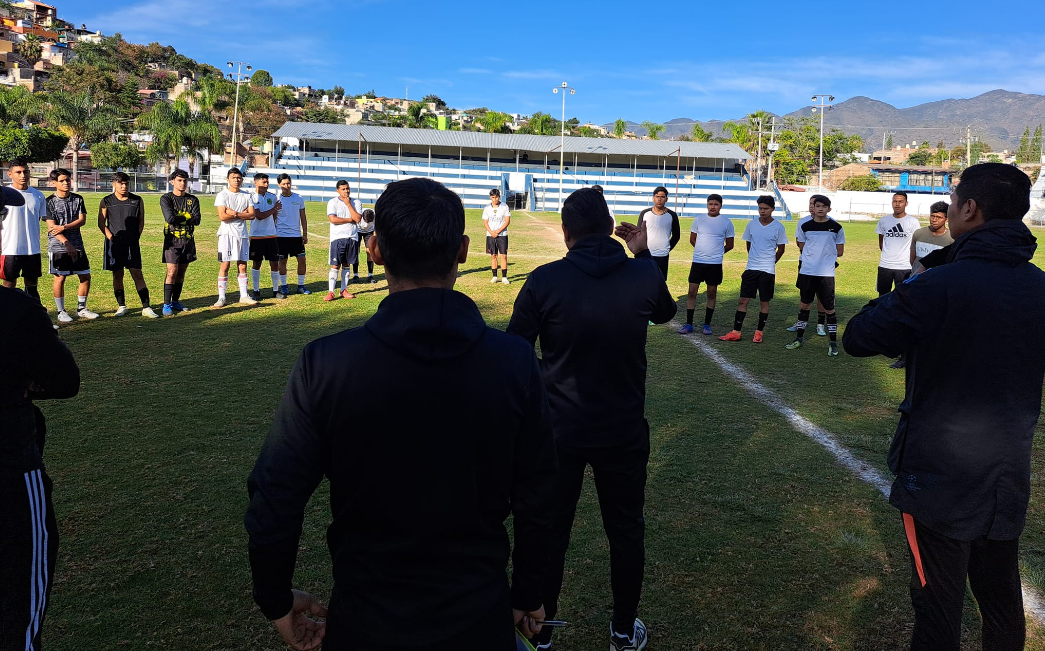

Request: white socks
left=340, top=268, right=350, bottom=292
left=55, top=297, right=65, bottom=312
left=279, top=274, right=288, bottom=288
left=217, top=276, right=228, bottom=301
left=270, top=271, right=280, bottom=290
left=328, top=268, right=338, bottom=293
left=237, top=273, right=249, bottom=297
left=298, top=274, right=306, bottom=286
left=251, top=269, right=261, bottom=292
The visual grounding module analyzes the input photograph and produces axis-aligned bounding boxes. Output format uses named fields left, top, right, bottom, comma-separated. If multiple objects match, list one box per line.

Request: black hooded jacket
left=245, top=288, right=556, bottom=646
left=843, top=219, right=1045, bottom=540
left=507, top=235, right=677, bottom=448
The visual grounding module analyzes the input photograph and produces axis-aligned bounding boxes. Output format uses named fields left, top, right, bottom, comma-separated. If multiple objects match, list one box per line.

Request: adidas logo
left=884, top=223, right=908, bottom=238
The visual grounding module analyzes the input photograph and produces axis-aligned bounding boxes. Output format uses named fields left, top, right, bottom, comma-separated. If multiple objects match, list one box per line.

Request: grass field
left=29, top=192, right=1045, bottom=650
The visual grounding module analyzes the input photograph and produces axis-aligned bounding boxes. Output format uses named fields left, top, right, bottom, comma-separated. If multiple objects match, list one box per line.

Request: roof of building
left=869, top=165, right=953, bottom=172
left=271, top=122, right=751, bottom=160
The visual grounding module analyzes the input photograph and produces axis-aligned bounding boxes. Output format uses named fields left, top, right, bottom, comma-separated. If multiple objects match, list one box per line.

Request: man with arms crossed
left=785, top=195, right=844, bottom=356
left=844, top=164, right=1045, bottom=651
left=718, top=195, right=787, bottom=343
left=214, top=168, right=257, bottom=307
left=100, top=172, right=159, bottom=317
left=158, top=169, right=201, bottom=315
left=274, top=173, right=310, bottom=295
left=246, top=177, right=555, bottom=651
left=0, top=159, right=46, bottom=301
left=637, top=186, right=680, bottom=280
left=249, top=173, right=285, bottom=301
left=484, top=188, right=511, bottom=284
left=678, top=193, right=734, bottom=335
left=876, top=191, right=920, bottom=368
left=324, top=180, right=361, bottom=301
left=45, top=168, right=97, bottom=322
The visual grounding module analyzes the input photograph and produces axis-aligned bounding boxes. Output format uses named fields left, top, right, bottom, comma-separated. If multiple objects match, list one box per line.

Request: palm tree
left=691, top=122, right=713, bottom=142
left=184, top=113, right=223, bottom=181
left=721, top=120, right=754, bottom=152
left=15, top=34, right=43, bottom=65
left=406, top=102, right=435, bottom=129
left=0, top=85, right=45, bottom=125
left=524, top=112, right=555, bottom=136
left=46, top=91, right=121, bottom=189
left=613, top=118, right=627, bottom=139
left=137, top=99, right=221, bottom=179
left=641, top=121, right=664, bottom=140
left=479, top=111, right=512, bottom=134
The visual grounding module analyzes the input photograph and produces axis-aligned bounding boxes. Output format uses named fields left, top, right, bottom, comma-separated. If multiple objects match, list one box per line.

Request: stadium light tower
left=553, top=82, right=575, bottom=212
left=810, top=94, right=834, bottom=193
left=228, top=61, right=252, bottom=166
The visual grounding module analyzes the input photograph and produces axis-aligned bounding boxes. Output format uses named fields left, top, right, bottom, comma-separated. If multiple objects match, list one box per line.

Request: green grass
left=31, top=195, right=1045, bottom=650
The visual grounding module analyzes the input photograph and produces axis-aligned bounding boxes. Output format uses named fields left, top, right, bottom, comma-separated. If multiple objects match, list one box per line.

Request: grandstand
left=240, top=123, right=792, bottom=219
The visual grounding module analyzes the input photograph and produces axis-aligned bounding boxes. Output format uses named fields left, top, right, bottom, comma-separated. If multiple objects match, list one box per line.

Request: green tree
left=523, top=112, right=556, bottom=136
left=422, top=94, right=447, bottom=110
left=331, top=85, right=345, bottom=98
left=721, top=121, right=753, bottom=151
left=936, top=139, right=945, bottom=150
left=1017, top=127, right=1031, bottom=163
left=839, top=175, right=882, bottom=191
left=907, top=149, right=934, bottom=166
left=46, top=91, right=122, bottom=188
left=15, top=33, right=43, bottom=65
left=137, top=99, right=221, bottom=179
left=118, top=78, right=143, bottom=116
left=301, top=107, right=342, bottom=123
left=613, top=118, right=627, bottom=139
left=641, top=121, right=664, bottom=140
left=90, top=141, right=144, bottom=170
left=920, top=140, right=930, bottom=149
left=479, top=111, right=512, bottom=134
left=406, top=102, right=436, bottom=128
left=691, top=122, right=713, bottom=142
left=0, top=85, right=45, bottom=125
left=251, top=69, right=273, bottom=87
left=0, top=122, right=68, bottom=163
left=1032, top=125, right=1043, bottom=163
left=886, top=134, right=893, bottom=148
left=579, top=126, right=599, bottom=138
left=45, top=62, right=123, bottom=105
left=270, top=86, right=295, bottom=106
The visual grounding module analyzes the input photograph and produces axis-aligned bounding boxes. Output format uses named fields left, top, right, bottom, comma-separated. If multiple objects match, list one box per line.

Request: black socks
left=114, top=289, right=126, bottom=307
left=827, top=313, right=838, bottom=342
left=704, top=307, right=715, bottom=327
left=137, top=287, right=150, bottom=307
left=757, top=312, right=769, bottom=332
left=733, top=311, right=746, bottom=331
left=795, top=308, right=811, bottom=340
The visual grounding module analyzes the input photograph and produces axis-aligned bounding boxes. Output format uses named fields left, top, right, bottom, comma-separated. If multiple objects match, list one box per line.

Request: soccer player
left=785, top=195, right=844, bottom=356
left=483, top=188, right=511, bottom=284
left=719, top=196, right=788, bottom=343
left=787, top=195, right=828, bottom=336
left=214, top=168, right=257, bottom=307
left=325, top=180, right=361, bottom=301
left=45, top=168, right=97, bottom=322
left=911, top=200, right=954, bottom=269
left=0, top=159, right=46, bottom=301
left=100, top=172, right=158, bottom=318
left=678, top=193, right=734, bottom=335
left=274, top=173, right=310, bottom=295
left=159, top=169, right=201, bottom=315
left=637, top=186, right=680, bottom=280
left=353, top=208, right=377, bottom=283
left=876, top=191, right=920, bottom=295
left=249, top=173, right=285, bottom=300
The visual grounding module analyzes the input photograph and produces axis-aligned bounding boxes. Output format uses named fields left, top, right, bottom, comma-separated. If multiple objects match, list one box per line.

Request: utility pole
left=967, top=125, right=971, bottom=167
left=811, top=94, right=834, bottom=193
left=767, top=117, right=779, bottom=185
left=227, top=60, right=252, bottom=167
left=552, top=82, right=575, bottom=212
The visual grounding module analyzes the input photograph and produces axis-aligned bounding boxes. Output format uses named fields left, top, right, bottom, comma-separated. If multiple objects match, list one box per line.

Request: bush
left=91, top=141, right=144, bottom=170
left=0, top=122, right=68, bottom=163
left=839, top=175, right=882, bottom=192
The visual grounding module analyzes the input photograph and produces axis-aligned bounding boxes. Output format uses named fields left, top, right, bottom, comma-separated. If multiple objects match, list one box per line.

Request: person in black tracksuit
left=843, top=164, right=1045, bottom=651
left=0, top=284, right=80, bottom=651
left=245, top=178, right=557, bottom=651
left=507, top=188, right=677, bottom=651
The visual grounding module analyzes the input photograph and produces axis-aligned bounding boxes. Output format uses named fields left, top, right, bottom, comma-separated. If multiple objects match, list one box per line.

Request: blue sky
left=60, top=0, right=1045, bottom=124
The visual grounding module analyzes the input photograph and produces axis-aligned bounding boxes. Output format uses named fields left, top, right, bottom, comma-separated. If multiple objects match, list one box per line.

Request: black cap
left=1, top=186, right=26, bottom=209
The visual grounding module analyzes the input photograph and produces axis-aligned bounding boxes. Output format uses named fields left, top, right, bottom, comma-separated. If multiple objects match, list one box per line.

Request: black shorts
left=103, top=237, right=142, bottom=271
left=797, top=274, right=836, bottom=311
left=249, top=238, right=280, bottom=263
left=688, top=262, right=723, bottom=286
left=876, top=267, right=910, bottom=295
left=329, top=238, right=359, bottom=267
left=359, top=231, right=373, bottom=256
left=486, top=235, right=508, bottom=255
left=162, top=237, right=197, bottom=265
left=652, top=255, right=669, bottom=280
left=48, top=250, right=91, bottom=276
left=739, top=269, right=776, bottom=301
left=0, top=254, right=42, bottom=281
left=276, top=236, right=306, bottom=260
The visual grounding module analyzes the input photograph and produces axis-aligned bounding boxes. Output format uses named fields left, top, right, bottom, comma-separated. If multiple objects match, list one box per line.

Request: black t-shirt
left=159, top=192, right=202, bottom=240
left=101, top=192, right=144, bottom=238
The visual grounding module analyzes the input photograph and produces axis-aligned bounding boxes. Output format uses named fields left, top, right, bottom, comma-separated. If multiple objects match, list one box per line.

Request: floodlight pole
left=228, top=60, right=252, bottom=166
left=670, top=146, right=681, bottom=214
left=811, top=94, right=834, bottom=193
left=553, top=82, right=575, bottom=212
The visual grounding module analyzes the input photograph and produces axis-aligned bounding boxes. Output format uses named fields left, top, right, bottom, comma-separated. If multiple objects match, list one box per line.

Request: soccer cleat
left=162, top=304, right=174, bottom=317
left=240, top=295, right=258, bottom=305
left=280, top=285, right=289, bottom=296
left=211, top=299, right=226, bottom=308
left=890, top=357, right=905, bottom=368
left=340, top=289, right=355, bottom=300
left=52, top=323, right=59, bottom=330
left=57, top=310, right=74, bottom=323
left=76, top=308, right=99, bottom=320
left=502, top=277, right=510, bottom=285
left=298, top=285, right=312, bottom=295
left=369, top=276, right=377, bottom=284
left=786, top=322, right=799, bottom=332
left=114, top=305, right=129, bottom=317
left=172, top=301, right=190, bottom=312
left=275, top=291, right=288, bottom=300
left=719, top=330, right=742, bottom=342
left=142, top=306, right=160, bottom=318
left=677, top=323, right=694, bottom=334
left=829, top=343, right=840, bottom=357
left=251, top=290, right=262, bottom=301
left=785, top=339, right=803, bottom=350
left=817, top=324, right=827, bottom=336
left=752, top=330, right=764, bottom=343
left=490, top=276, right=499, bottom=283
left=609, top=618, right=648, bottom=651
left=701, top=324, right=713, bottom=336
left=324, top=291, right=336, bottom=302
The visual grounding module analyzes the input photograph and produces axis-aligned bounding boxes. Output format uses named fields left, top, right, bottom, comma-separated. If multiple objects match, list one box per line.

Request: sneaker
left=239, top=295, right=258, bottom=305
left=340, top=289, right=355, bottom=300
left=817, top=324, right=827, bottom=336
left=57, top=310, right=74, bottom=323
left=370, top=277, right=377, bottom=284
left=114, top=305, right=129, bottom=317
left=162, top=304, right=174, bottom=317
left=610, top=618, right=648, bottom=651
left=829, top=343, right=840, bottom=357
left=786, top=322, right=799, bottom=332
left=172, top=301, right=190, bottom=312
left=677, top=323, right=694, bottom=334
left=298, top=285, right=312, bottom=295
left=142, top=306, right=160, bottom=318
left=280, top=285, right=289, bottom=296
left=752, top=330, right=764, bottom=343
left=52, top=323, right=59, bottom=330
left=275, top=290, right=288, bottom=300
left=76, top=308, right=99, bottom=320
left=490, top=276, right=499, bottom=283
left=324, top=291, right=337, bottom=302
left=701, top=324, right=713, bottom=336
left=211, top=299, right=226, bottom=308
left=501, top=277, right=510, bottom=285
left=718, top=330, right=742, bottom=342
left=349, top=274, right=358, bottom=283
left=785, top=339, right=803, bottom=350
left=251, top=290, right=262, bottom=301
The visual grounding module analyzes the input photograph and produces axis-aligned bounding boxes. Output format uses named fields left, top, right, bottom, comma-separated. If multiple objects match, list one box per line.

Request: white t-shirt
left=215, top=189, right=252, bottom=238
left=742, top=219, right=789, bottom=274
left=641, top=208, right=677, bottom=258
left=483, top=203, right=510, bottom=236
left=690, top=215, right=735, bottom=264
left=796, top=218, right=845, bottom=277
left=274, top=192, right=305, bottom=237
left=327, top=197, right=361, bottom=241
left=0, top=187, right=46, bottom=255
left=876, top=214, right=921, bottom=270
left=250, top=191, right=280, bottom=238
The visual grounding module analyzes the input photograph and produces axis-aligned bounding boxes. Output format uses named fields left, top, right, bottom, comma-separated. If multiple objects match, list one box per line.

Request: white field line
left=673, top=324, right=1045, bottom=626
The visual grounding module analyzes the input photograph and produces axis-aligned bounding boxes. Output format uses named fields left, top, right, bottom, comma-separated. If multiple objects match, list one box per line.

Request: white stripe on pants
left=23, top=469, right=49, bottom=651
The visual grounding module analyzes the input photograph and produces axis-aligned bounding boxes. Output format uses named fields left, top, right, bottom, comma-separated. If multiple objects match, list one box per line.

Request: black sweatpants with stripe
left=0, top=468, right=58, bottom=651
left=902, top=513, right=1024, bottom=651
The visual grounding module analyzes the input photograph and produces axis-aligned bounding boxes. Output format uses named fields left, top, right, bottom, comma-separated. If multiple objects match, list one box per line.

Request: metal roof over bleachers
left=271, top=122, right=751, bottom=160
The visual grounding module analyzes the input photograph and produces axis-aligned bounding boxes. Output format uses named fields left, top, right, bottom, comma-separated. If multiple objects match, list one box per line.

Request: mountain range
left=605, top=90, right=1045, bottom=152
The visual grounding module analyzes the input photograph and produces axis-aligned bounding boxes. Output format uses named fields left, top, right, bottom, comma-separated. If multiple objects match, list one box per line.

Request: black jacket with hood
left=245, top=288, right=557, bottom=646
left=843, top=219, right=1045, bottom=540
left=507, top=235, right=677, bottom=448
